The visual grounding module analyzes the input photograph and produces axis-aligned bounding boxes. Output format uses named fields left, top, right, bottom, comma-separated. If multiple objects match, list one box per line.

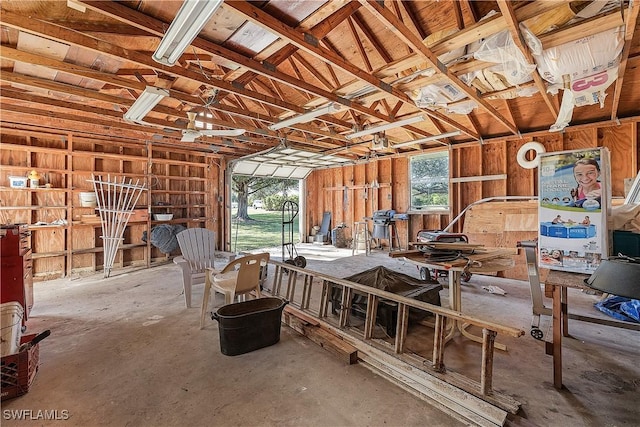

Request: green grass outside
left=230, top=208, right=300, bottom=252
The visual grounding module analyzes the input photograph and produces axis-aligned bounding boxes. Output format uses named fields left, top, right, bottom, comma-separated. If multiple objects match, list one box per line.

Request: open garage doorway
left=230, top=176, right=303, bottom=253
left=228, top=146, right=349, bottom=254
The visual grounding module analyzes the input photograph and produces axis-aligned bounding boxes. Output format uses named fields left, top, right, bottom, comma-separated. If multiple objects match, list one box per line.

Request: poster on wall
left=538, top=147, right=610, bottom=274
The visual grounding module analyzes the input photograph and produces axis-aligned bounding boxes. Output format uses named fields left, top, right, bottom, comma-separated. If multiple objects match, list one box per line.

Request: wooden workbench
left=544, top=269, right=640, bottom=390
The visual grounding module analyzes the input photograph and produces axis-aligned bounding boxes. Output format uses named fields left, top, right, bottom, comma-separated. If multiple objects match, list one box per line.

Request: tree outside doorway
left=231, top=176, right=298, bottom=221
left=231, top=176, right=300, bottom=252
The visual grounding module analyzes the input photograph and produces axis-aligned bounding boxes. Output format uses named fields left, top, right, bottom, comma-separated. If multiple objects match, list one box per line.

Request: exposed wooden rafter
left=611, top=0, right=640, bottom=120
left=496, top=0, right=559, bottom=118
left=0, top=0, right=637, bottom=160
left=359, top=0, right=519, bottom=136
left=226, top=0, right=479, bottom=139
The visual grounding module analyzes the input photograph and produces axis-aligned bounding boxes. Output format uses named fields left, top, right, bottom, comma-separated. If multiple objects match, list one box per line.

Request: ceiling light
left=345, top=115, right=425, bottom=139
left=268, top=103, right=342, bottom=131
left=152, top=0, right=223, bottom=66
left=123, top=86, right=169, bottom=124
left=392, top=130, right=461, bottom=149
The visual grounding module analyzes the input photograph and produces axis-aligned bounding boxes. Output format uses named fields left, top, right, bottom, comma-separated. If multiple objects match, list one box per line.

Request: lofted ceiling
left=1, top=0, right=639, bottom=164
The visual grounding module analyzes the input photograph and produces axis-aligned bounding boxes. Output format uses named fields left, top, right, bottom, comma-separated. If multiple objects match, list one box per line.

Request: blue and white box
left=538, top=147, right=610, bottom=273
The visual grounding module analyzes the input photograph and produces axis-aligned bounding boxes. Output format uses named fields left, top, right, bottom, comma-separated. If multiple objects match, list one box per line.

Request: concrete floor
left=3, top=244, right=639, bottom=426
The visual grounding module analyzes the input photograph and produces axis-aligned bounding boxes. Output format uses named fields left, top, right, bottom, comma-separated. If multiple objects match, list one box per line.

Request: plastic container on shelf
left=153, top=214, right=173, bottom=221
left=0, top=302, right=24, bottom=357
left=8, top=176, right=28, bottom=188
left=79, top=192, right=97, bottom=207
left=27, top=170, right=40, bottom=188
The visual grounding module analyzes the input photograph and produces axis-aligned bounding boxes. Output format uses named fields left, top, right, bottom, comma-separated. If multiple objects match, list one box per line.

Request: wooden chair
left=173, top=228, right=217, bottom=308
left=201, top=252, right=270, bottom=329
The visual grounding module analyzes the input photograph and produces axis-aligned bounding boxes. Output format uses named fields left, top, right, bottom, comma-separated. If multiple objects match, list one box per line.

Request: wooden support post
left=364, top=294, right=378, bottom=339
left=302, top=274, right=312, bottom=309
left=552, top=284, right=563, bottom=389
left=480, top=328, right=496, bottom=395
left=433, top=314, right=446, bottom=372
left=562, top=286, right=569, bottom=337
left=273, top=264, right=283, bottom=296
left=286, top=270, right=297, bottom=302
left=319, top=280, right=329, bottom=318
left=394, top=303, right=409, bottom=354
left=339, top=287, right=352, bottom=328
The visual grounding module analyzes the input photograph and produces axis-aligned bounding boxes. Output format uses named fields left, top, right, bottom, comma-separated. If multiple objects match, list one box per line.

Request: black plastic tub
left=212, top=297, right=288, bottom=356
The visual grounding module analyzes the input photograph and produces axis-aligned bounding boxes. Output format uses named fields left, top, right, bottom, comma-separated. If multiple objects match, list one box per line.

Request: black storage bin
left=212, top=297, right=287, bottom=356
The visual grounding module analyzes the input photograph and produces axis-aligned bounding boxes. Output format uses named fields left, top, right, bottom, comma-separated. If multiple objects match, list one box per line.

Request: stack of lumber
left=392, top=243, right=516, bottom=271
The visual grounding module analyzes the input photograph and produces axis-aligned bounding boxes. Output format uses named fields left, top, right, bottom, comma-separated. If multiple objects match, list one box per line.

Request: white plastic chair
left=201, top=252, right=270, bottom=329
left=174, top=228, right=217, bottom=308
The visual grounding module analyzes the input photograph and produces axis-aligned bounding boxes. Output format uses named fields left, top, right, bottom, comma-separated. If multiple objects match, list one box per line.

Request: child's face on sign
left=574, top=163, right=599, bottom=186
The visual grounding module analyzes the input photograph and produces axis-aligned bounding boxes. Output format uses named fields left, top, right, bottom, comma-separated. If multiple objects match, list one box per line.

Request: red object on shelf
left=0, top=225, right=33, bottom=324
left=0, top=333, right=40, bottom=401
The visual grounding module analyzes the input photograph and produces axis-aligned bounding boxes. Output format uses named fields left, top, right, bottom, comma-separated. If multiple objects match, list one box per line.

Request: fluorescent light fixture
left=345, top=115, right=425, bottom=139
left=152, top=0, right=223, bottom=66
left=123, top=86, right=169, bottom=124
left=268, top=103, right=342, bottom=131
left=392, top=130, right=461, bottom=149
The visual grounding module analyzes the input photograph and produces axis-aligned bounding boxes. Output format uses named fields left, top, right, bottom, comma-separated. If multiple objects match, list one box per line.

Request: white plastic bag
left=473, top=30, right=536, bottom=86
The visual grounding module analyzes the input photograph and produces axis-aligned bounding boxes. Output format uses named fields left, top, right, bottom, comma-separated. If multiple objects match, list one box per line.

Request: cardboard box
left=130, top=209, right=149, bottom=222
left=538, top=147, right=610, bottom=274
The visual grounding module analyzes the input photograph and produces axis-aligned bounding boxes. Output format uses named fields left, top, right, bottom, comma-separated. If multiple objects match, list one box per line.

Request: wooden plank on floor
left=283, top=314, right=358, bottom=365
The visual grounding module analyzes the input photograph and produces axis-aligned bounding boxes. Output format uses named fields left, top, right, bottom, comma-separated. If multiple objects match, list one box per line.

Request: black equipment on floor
left=330, top=266, right=442, bottom=337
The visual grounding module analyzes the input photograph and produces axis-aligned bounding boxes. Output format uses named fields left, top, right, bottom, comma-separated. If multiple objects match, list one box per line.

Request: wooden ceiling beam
left=0, top=102, right=201, bottom=148
left=538, top=11, right=624, bottom=50
left=291, top=52, right=336, bottom=90
left=351, top=13, right=393, bottom=63
left=285, top=57, right=303, bottom=82
left=452, top=1, right=464, bottom=30
left=0, top=46, right=273, bottom=131
left=397, top=1, right=425, bottom=40
left=347, top=16, right=373, bottom=72
left=611, top=1, right=640, bottom=120
left=43, top=20, right=151, bottom=36
left=360, top=0, right=518, bottom=135
left=226, top=0, right=478, bottom=139
left=0, top=70, right=341, bottom=148
left=0, top=10, right=300, bottom=113
left=74, top=1, right=398, bottom=131
left=0, top=45, right=147, bottom=92
left=1, top=70, right=127, bottom=105
left=226, top=2, right=360, bottom=88
left=496, top=0, right=559, bottom=118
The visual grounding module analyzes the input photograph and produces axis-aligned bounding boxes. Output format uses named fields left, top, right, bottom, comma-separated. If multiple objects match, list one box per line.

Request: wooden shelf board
left=32, top=251, right=67, bottom=259
left=0, top=186, right=69, bottom=192
left=0, top=206, right=67, bottom=210
left=27, top=224, right=68, bottom=230
left=72, top=243, right=146, bottom=254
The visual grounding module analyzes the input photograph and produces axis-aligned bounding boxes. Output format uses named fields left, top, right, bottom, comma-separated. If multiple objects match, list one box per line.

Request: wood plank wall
left=1, top=128, right=224, bottom=279
left=304, top=120, right=639, bottom=275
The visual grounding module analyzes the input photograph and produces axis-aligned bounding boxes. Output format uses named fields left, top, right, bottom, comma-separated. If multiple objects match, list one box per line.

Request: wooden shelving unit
left=1, top=132, right=216, bottom=280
